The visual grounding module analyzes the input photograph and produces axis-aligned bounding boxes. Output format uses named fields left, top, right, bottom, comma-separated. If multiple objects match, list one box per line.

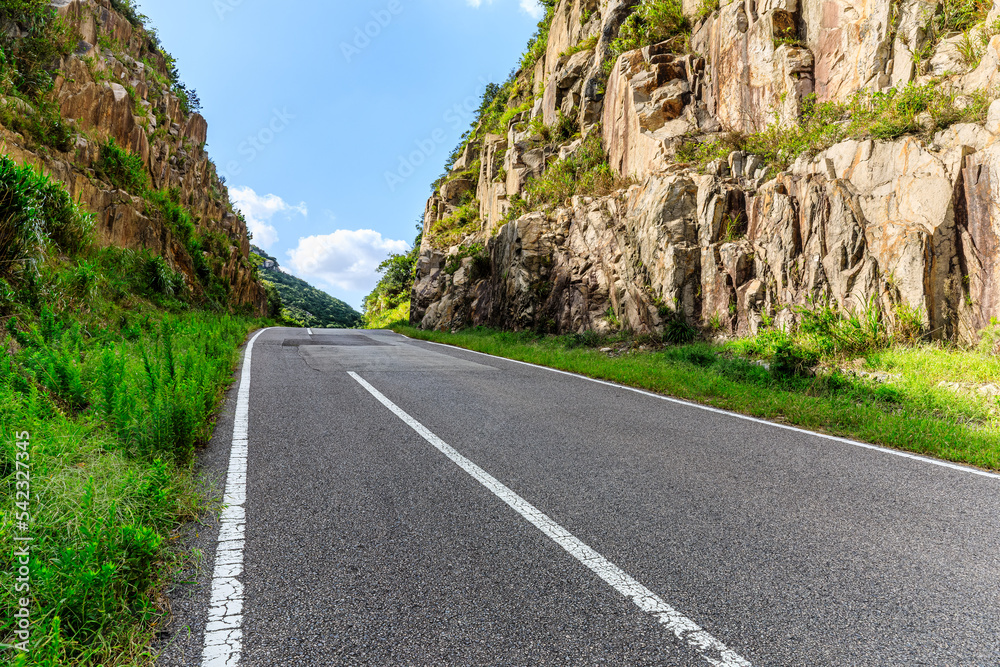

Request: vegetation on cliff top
left=433, top=0, right=558, bottom=190
left=0, top=156, right=269, bottom=664
left=250, top=246, right=362, bottom=329
left=0, top=0, right=202, bottom=156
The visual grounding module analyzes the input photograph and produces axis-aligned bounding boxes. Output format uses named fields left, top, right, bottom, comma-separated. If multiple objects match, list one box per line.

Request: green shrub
left=520, top=0, right=558, bottom=71
left=524, top=132, right=619, bottom=208
left=96, top=139, right=149, bottom=195
left=796, top=300, right=890, bottom=357
left=771, top=339, right=820, bottom=379
left=263, top=281, right=283, bottom=318
left=561, top=34, right=599, bottom=58
left=430, top=196, right=481, bottom=248
left=109, top=0, right=148, bottom=27
left=0, top=0, right=74, bottom=97
left=0, top=157, right=93, bottom=287
left=34, top=171, right=94, bottom=254
left=0, top=159, right=46, bottom=283
left=0, top=96, right=75, bottom=152
left=142, top=254, right=186, bottom=297
left=663, top=315, right=698, bottom=345
left=979, top=317, right=1000, bottom=355
left=566, top=329, right=604, bottom=348
left=444, top=243, right=491, bottom=279
left=611, top=0, right=691, bottom=60
left=695, top=0, right=720, bottom=21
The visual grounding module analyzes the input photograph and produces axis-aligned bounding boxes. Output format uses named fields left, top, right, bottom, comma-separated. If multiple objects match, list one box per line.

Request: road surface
left=155, top=327, right=1000, bottom=666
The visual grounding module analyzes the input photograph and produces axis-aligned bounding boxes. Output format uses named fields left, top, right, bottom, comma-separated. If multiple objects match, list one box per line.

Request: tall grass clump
left=0, top=159, right=269, bottom=665
left=0, top=156, right=94, bottom=285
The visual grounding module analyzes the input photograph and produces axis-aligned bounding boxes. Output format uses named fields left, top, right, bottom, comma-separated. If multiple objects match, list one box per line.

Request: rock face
left=1, top=0, right=265, bottom=312
left=412, top=0, right=1000, bottom=346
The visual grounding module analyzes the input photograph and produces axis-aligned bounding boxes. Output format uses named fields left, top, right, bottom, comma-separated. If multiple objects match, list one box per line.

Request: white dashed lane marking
left=201, top=328, right=269, bottom=667
left=349, top=371, right=752, bottom=667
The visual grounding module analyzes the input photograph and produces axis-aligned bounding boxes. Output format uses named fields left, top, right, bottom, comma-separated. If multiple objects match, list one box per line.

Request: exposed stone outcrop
left=411, top=0, right=1000, bottom=347
left=603, top=45, right=710, bottom=177
left=1, top=0, right=265, bottom=312
left=692, top=3, right=815, bottom=133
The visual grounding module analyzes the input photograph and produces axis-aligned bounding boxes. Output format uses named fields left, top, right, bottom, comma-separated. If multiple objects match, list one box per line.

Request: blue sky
left=136, top=0, right=544, bottom=310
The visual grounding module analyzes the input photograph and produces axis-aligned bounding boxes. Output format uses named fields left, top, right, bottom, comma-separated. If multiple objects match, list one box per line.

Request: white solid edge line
left=201, top=327, right=270, bottom=667
left=348, top=371, right=752, bottom=667
left=402, top=336, right=1000, bottom=481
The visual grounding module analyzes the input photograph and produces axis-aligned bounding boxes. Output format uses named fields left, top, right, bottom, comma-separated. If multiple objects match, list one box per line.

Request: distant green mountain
left=251, top=245, right=362, bottom=328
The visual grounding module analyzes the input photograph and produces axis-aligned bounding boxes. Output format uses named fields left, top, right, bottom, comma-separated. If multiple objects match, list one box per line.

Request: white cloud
left=230, top=186, right=308, bottom=251
left=520, top=0, right=543, bottom=18
left=287, top=230, right=410, bottom=294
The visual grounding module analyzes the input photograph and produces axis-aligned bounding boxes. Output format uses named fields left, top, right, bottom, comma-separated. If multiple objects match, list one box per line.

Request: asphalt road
left=156, top=327, right=1000, bottom=666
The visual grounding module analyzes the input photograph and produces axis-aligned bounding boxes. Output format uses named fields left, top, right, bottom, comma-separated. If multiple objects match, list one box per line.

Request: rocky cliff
left=0, top=0, right=265, bottom=312
left=412, top=0, right=1000, bottom=345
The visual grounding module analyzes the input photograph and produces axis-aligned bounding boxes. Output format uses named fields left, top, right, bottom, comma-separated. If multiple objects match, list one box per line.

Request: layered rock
left=1, top=0, right=265, bottom=312
left=693, top=2, right=815, bottom=133
left=411, top=0, right=1000, bottom=346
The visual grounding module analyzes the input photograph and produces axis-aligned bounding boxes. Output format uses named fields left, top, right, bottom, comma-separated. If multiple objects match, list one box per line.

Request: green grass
left=365, top=300, right=411, bottom=330
left=560, top=34, right=599, bottom=58
left=680, top=84, right=991, bottom=172
left=0, top=156, right=270, bottom=665
left=444, top=243, right=490, bottom=277
left=0, top=308, right=262, bottom=665
left=429, top=196, right=482, bottom=249
left=388, top=324, right=1000, bottom=472
left=504, top=132, right=623, bottom=219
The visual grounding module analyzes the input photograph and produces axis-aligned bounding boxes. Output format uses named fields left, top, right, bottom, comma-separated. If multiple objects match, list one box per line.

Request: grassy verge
left=0, top=157, right=270, bottom=664
left=365, top=300, right=411, bottom=330
left=389, top=323, right=1000, bottom=472
left=1, top=311, right=262, bottom=665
